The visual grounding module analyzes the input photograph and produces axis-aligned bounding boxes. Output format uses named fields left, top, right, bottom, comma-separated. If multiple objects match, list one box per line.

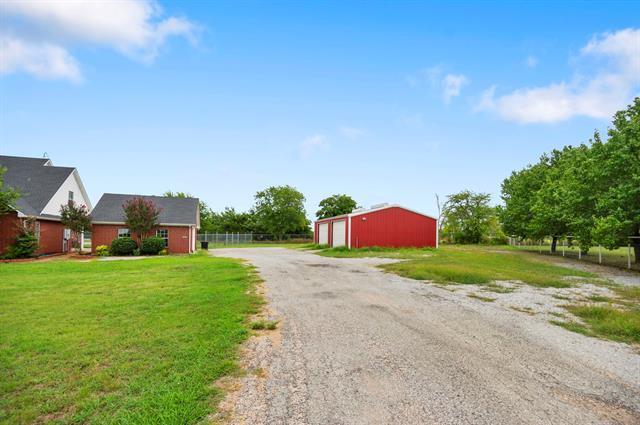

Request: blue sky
left=1, top=1, right=639, bottom=219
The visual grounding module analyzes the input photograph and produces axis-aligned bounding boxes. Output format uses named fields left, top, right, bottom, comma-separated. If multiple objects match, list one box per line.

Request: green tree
left=316, top=194, right=358, bottom=219
left=529, top=149, right=573, bottom=252
left=253, top=185, right=308, bottom=239
left=163, top=190, right=215, bottom=233
left=210, top=207, right=257, bottom=233
left=0, top=166, right=20, bottom=214
left=442, top=190, right=494, bottom=244
left=60, top=201, right=91, bottom=251
left=501, top=158, right=549, bottom=240
left=123, top=197, right=161, bottom=245
left=590, top=98, right=640, bottom=262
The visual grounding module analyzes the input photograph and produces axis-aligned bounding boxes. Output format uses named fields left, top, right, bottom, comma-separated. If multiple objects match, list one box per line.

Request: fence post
left=562, top=239, right=565, bottom=257
left=598, top=245, right=602, bottom=264
left=578, top=248, right=581, bottom=260
left=629, top=243, right=632, bottom=270
left=539, top=240, right=542, bottom=254
left=225, top=232, right=228, bottom=245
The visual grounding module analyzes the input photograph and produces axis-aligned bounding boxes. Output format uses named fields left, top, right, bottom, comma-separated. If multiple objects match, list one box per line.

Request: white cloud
left=339, top=126, right=365, bottom=140
left=0, top=0, right=199, bottom=81
left=299, top=134, right=327, bottom=159
left=525, top=55, right=538, bottom=68
left=478, top=28, right=640, bottom=123
left=0, top=36, right=81, bottom=82
left=407, top=65, right=469, bottom=103
left=442, top=73, right=469, bottom=103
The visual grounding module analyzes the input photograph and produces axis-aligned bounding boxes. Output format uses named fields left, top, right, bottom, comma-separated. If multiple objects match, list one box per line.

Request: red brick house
left=0, top=155, right=92, bottom=256
left=91, top=194, right=200, bottom=254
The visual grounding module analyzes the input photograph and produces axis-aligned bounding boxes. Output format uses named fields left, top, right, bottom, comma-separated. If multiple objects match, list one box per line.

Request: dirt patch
left=553, top=387, right=640, bottom=425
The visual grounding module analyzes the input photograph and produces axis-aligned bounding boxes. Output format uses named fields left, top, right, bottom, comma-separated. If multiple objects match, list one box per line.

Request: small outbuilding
left=91, top=194, right=200, bottom=254
left=314, top=204, right=438, bottom=249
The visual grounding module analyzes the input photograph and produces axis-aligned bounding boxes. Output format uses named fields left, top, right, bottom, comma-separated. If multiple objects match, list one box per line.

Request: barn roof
left=315, top=204, right=437, bottom=223
left=91, top=193, right=199, bottom=226
left=0, top=155, right=75, bottom=217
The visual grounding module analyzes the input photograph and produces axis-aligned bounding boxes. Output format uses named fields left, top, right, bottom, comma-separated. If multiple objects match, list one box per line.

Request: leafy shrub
left=110, top=237, right=137, bottom=256
left=159, top=248, right=168, bottom=255
left=95, top=245, right=110, bottom=256
left=5, top=232, right=38, bottom=259
left=141, top=237, right=165, bottom=255
left=133, top=248, right=141, bottom=256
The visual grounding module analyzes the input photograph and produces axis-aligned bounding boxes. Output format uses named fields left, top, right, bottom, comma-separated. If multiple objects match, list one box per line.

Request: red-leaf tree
left=123, top=197, right=161, bottom=245
left=60, top=201, right=91, bottom=251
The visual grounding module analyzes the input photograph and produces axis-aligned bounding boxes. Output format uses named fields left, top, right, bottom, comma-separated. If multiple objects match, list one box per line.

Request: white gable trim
left=41, top=170, right=92, bottom=216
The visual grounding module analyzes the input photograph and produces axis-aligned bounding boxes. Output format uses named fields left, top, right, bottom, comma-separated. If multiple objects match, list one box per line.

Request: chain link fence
left=197, top=233, right=312, bottom=246
left=508, top=236, right=639, bottom=271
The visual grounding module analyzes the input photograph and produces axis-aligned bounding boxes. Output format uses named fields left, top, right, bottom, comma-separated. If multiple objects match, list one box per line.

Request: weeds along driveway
left=210, top=247, right=640, bottom=425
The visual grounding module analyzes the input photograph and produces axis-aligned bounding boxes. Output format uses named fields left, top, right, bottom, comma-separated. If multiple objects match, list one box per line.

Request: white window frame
left=118, top=228, right=131, bottom=238
left=34, top=221, right=41, bottom=241
left=156, top=229, right=169, bottom=247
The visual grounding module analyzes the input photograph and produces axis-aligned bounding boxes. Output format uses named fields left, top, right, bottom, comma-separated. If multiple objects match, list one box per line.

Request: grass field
left=318, top=245, right=596, bottom=288
left=0, top=253, right=260, bottom=424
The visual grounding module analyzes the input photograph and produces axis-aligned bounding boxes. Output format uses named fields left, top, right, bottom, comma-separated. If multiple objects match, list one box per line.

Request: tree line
left=501, top=98, right=639, bottom=261
left=164, top=189, right=359, bottom=239
left=439, top=98, right=639, bottom=263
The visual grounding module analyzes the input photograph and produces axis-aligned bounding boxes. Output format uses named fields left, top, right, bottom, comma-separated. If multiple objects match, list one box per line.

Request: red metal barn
left=314, top=204, right=438, bottom=249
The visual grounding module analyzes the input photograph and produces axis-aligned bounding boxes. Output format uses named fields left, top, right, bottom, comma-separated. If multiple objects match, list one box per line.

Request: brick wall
left=0, top=213, right=67, bottom=255
left=0, top=212, right=21, bottom=254
left=92, top=224, right=193, bottom=254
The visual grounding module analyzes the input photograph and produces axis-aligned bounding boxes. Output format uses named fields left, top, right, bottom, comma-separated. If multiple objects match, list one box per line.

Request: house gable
left=41, top=170, right=92, bottom=216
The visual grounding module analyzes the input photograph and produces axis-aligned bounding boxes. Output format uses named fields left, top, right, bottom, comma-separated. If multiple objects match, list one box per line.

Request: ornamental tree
left=60, top=201, right=91, bottom=250
left=316, top=194, right=358, bottom=219
left=123, top=197, right=161, bottom=245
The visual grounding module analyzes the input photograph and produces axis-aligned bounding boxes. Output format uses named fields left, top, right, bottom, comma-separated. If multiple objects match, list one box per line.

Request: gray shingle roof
left=92, top=194, right=199, bottom=226
left=0, top=155, right=74, bottom=217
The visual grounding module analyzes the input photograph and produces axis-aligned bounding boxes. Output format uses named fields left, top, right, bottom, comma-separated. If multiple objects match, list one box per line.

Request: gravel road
left=211, top=248, right=640, bottom=425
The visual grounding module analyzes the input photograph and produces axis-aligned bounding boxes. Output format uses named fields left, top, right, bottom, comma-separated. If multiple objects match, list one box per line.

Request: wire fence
left=197, top=233, right=312, bottom=245
left=508, top=236, right=639, bottom=271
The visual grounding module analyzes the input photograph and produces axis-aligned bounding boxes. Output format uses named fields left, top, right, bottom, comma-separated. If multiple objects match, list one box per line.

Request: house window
left=68, top=191, right=74, bottom=201
left=156, top=229, right=168, bottom=247
left=34, top=221, right=41, bottom=241
left=118, top=228, right=130, bottom=238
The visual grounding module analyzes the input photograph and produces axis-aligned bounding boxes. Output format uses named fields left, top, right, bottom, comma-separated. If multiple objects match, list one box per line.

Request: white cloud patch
left=0, top=0, right=199, bottom=81
left=299, top=134, right=327, bottom=159
left=339, top=126, right=365, bottom=140
left=442, top=73, right=469, bottom=103
left=0, top=36, right=81, bottom=82
left=478, top=28, right=640, bottom=123
left=407, top=65, right=469, bottom=103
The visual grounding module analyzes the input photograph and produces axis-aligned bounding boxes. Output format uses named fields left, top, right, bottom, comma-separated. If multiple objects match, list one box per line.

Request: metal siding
left=350, top=207, right=437, bottom=248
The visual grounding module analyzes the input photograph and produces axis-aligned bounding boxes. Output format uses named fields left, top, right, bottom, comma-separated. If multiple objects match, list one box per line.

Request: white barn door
left=318, top=223, right=329, bottom=245
left=331, top=220, right=346, bottom=247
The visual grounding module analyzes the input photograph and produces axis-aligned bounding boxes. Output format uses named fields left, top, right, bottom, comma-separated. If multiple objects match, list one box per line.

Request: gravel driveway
left=211, top=248, right=640, bottom=425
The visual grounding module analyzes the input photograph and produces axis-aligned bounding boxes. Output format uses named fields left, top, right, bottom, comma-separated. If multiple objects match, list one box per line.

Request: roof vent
left=352, top=207, right=366, bottom=213
left=370, top=203, right=389, bottom=210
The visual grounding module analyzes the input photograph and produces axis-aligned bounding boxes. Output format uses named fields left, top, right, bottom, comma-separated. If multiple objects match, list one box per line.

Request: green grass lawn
left=0, top=253, right=260, bottom=424
left=318, top=245, right=596, bottom=288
